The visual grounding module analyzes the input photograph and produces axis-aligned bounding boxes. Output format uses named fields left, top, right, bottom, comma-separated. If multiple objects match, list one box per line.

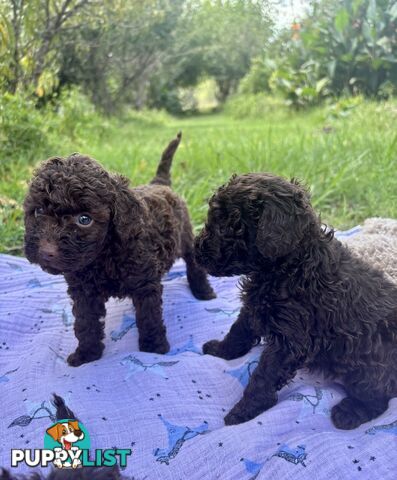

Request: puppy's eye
left=34, top=207, right=44, bottom=217
left=77, top=214, right=92, bottom=226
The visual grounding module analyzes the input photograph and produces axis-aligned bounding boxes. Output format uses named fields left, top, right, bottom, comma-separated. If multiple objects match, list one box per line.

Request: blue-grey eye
left=77, top=214, right=92, bottom=226
left=34, top=207, right=44, bottom=217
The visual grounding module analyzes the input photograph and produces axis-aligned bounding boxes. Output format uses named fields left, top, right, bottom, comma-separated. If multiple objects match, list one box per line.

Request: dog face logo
left=44, top=419, right=89, bottom=469
left=46, top=420, right=84, bottom=450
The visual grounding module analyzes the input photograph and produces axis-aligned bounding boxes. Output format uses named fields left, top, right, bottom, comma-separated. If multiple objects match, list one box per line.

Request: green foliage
left=224, top=93, right=286, bottom=118
left=240, top=0, right=397, bottom=108
left=120, top=109, right=171, bottom=127
left=186, top=0, right=272, bottom=101
left=238, top=57, right=274, bottom=95
left=0, top=0, right=272, bottom=113
left=269, top=61, right=331, bottom=109
left=0, top=92, right=51, bottom=162
left=147, top=81, right=185, bottom=115
left=326, top=95, right=364, bottom=119
left=301, top=0, right=397, bottom=97
left=55, top=88, right=109, bottom=139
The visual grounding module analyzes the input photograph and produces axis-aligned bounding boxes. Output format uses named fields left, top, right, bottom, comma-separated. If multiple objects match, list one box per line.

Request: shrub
left=326, top=95, right=364, bottom=120
left=0, top=92, right=51, bottom=164
left=269, top=61, right=331, bottom=109
left=238, top=57, right=275, bottom=95
left=55, top=87, right=107, bottom=139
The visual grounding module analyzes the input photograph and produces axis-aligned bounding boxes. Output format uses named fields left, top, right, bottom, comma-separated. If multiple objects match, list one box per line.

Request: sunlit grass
left=1, top=100, right=397, bottom=253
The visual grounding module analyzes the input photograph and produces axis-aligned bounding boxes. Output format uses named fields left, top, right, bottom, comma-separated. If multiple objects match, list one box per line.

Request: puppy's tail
left=52, top=393, right=77, bottom=420
left=150, top=131, right=182, bottom=187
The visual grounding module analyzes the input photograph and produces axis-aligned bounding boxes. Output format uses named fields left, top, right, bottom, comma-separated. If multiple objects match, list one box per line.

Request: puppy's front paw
left=192, top=286, right=216, bottom=301
left=224, top=408, right=249, bottom=426
left=203, top=339, right=223, bottom=356
left=140, top=338, right=170, bottom=355
left=67, top=345, right=103, bottom=367
left=224, top=394, right=277, bottom=426
left=202, top=339, right=236, bottom=359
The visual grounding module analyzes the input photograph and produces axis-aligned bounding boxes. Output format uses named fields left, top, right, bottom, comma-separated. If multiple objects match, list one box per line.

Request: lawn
left=1, top=100, right=396, bottom=254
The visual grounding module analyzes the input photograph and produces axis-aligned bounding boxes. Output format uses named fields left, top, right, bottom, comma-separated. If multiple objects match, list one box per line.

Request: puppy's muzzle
left=38, top=240, right=59, bottom=263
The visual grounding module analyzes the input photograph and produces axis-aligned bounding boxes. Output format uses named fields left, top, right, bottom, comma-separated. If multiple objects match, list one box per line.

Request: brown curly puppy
left=24, top=133, right=215, bottom=366
left=195, top=173, right=397, bottom=429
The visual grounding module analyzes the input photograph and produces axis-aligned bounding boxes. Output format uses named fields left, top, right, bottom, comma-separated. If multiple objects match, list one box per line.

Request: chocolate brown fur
left=24, top=133, right=215, bottom=366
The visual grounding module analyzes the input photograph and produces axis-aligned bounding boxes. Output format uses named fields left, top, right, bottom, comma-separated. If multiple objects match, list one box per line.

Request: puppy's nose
left=39, top=240, right=59, bottom=261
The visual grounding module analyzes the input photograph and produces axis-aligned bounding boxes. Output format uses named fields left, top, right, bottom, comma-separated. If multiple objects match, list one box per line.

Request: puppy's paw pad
left=331, top=398, right=363, bottom=430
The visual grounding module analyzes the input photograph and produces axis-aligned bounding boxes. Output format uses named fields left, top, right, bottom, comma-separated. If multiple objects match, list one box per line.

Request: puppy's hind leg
left=331, top=396, right=389, bottom=430
left=331, top=369, right=392, bottom=430
left=182, top=225, right=216, bottom=300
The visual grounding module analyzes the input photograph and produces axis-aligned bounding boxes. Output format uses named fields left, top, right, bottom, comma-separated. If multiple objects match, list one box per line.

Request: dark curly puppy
left=24, top=133, right=215, bottom=366
left=195, top=173, right=397, bottom=429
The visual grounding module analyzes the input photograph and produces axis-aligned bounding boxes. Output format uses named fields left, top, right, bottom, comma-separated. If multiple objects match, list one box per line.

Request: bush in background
left=239, top=0, right=397, bottom=110
left=0, top=93, right=52, bottom=163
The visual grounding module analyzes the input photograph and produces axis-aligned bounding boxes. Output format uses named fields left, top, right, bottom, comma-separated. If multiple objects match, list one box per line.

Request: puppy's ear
left=111, top=183, right=143, bottom=245
left=255, top=192, right=313, bottom=259
left=46, top=423, right=62, bottom=441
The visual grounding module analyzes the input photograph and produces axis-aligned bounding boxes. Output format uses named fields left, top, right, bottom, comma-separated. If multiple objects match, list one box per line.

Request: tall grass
left=1, top=98, right=396, bottom=254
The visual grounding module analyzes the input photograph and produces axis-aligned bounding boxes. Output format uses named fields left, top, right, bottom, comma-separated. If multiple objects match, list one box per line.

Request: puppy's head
left=23, top=154, right=136, bottom=274
left=195, top=173, right=319, bottom=276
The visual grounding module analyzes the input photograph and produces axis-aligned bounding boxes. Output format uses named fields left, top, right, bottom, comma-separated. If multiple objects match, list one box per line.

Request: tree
left=169, top=0, right=273, bottom=101
left=1, top=0, right=94, bottom=94
left=0, top=0, right=273, bottom=111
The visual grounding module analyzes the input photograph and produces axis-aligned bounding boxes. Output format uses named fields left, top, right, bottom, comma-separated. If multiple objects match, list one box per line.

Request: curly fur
left=195, top=173, right=397, bottom=429
left=24, top=133, right=215, bottom=366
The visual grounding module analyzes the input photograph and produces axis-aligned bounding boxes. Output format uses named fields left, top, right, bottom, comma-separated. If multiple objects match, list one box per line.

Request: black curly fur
left=195, top=173, right=397, bottom=429
left=23, top=133, right=215, bottom=366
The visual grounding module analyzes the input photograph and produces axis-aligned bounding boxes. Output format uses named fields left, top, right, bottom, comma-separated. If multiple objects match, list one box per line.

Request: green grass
left=1, top=100, right=397, bottom=254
